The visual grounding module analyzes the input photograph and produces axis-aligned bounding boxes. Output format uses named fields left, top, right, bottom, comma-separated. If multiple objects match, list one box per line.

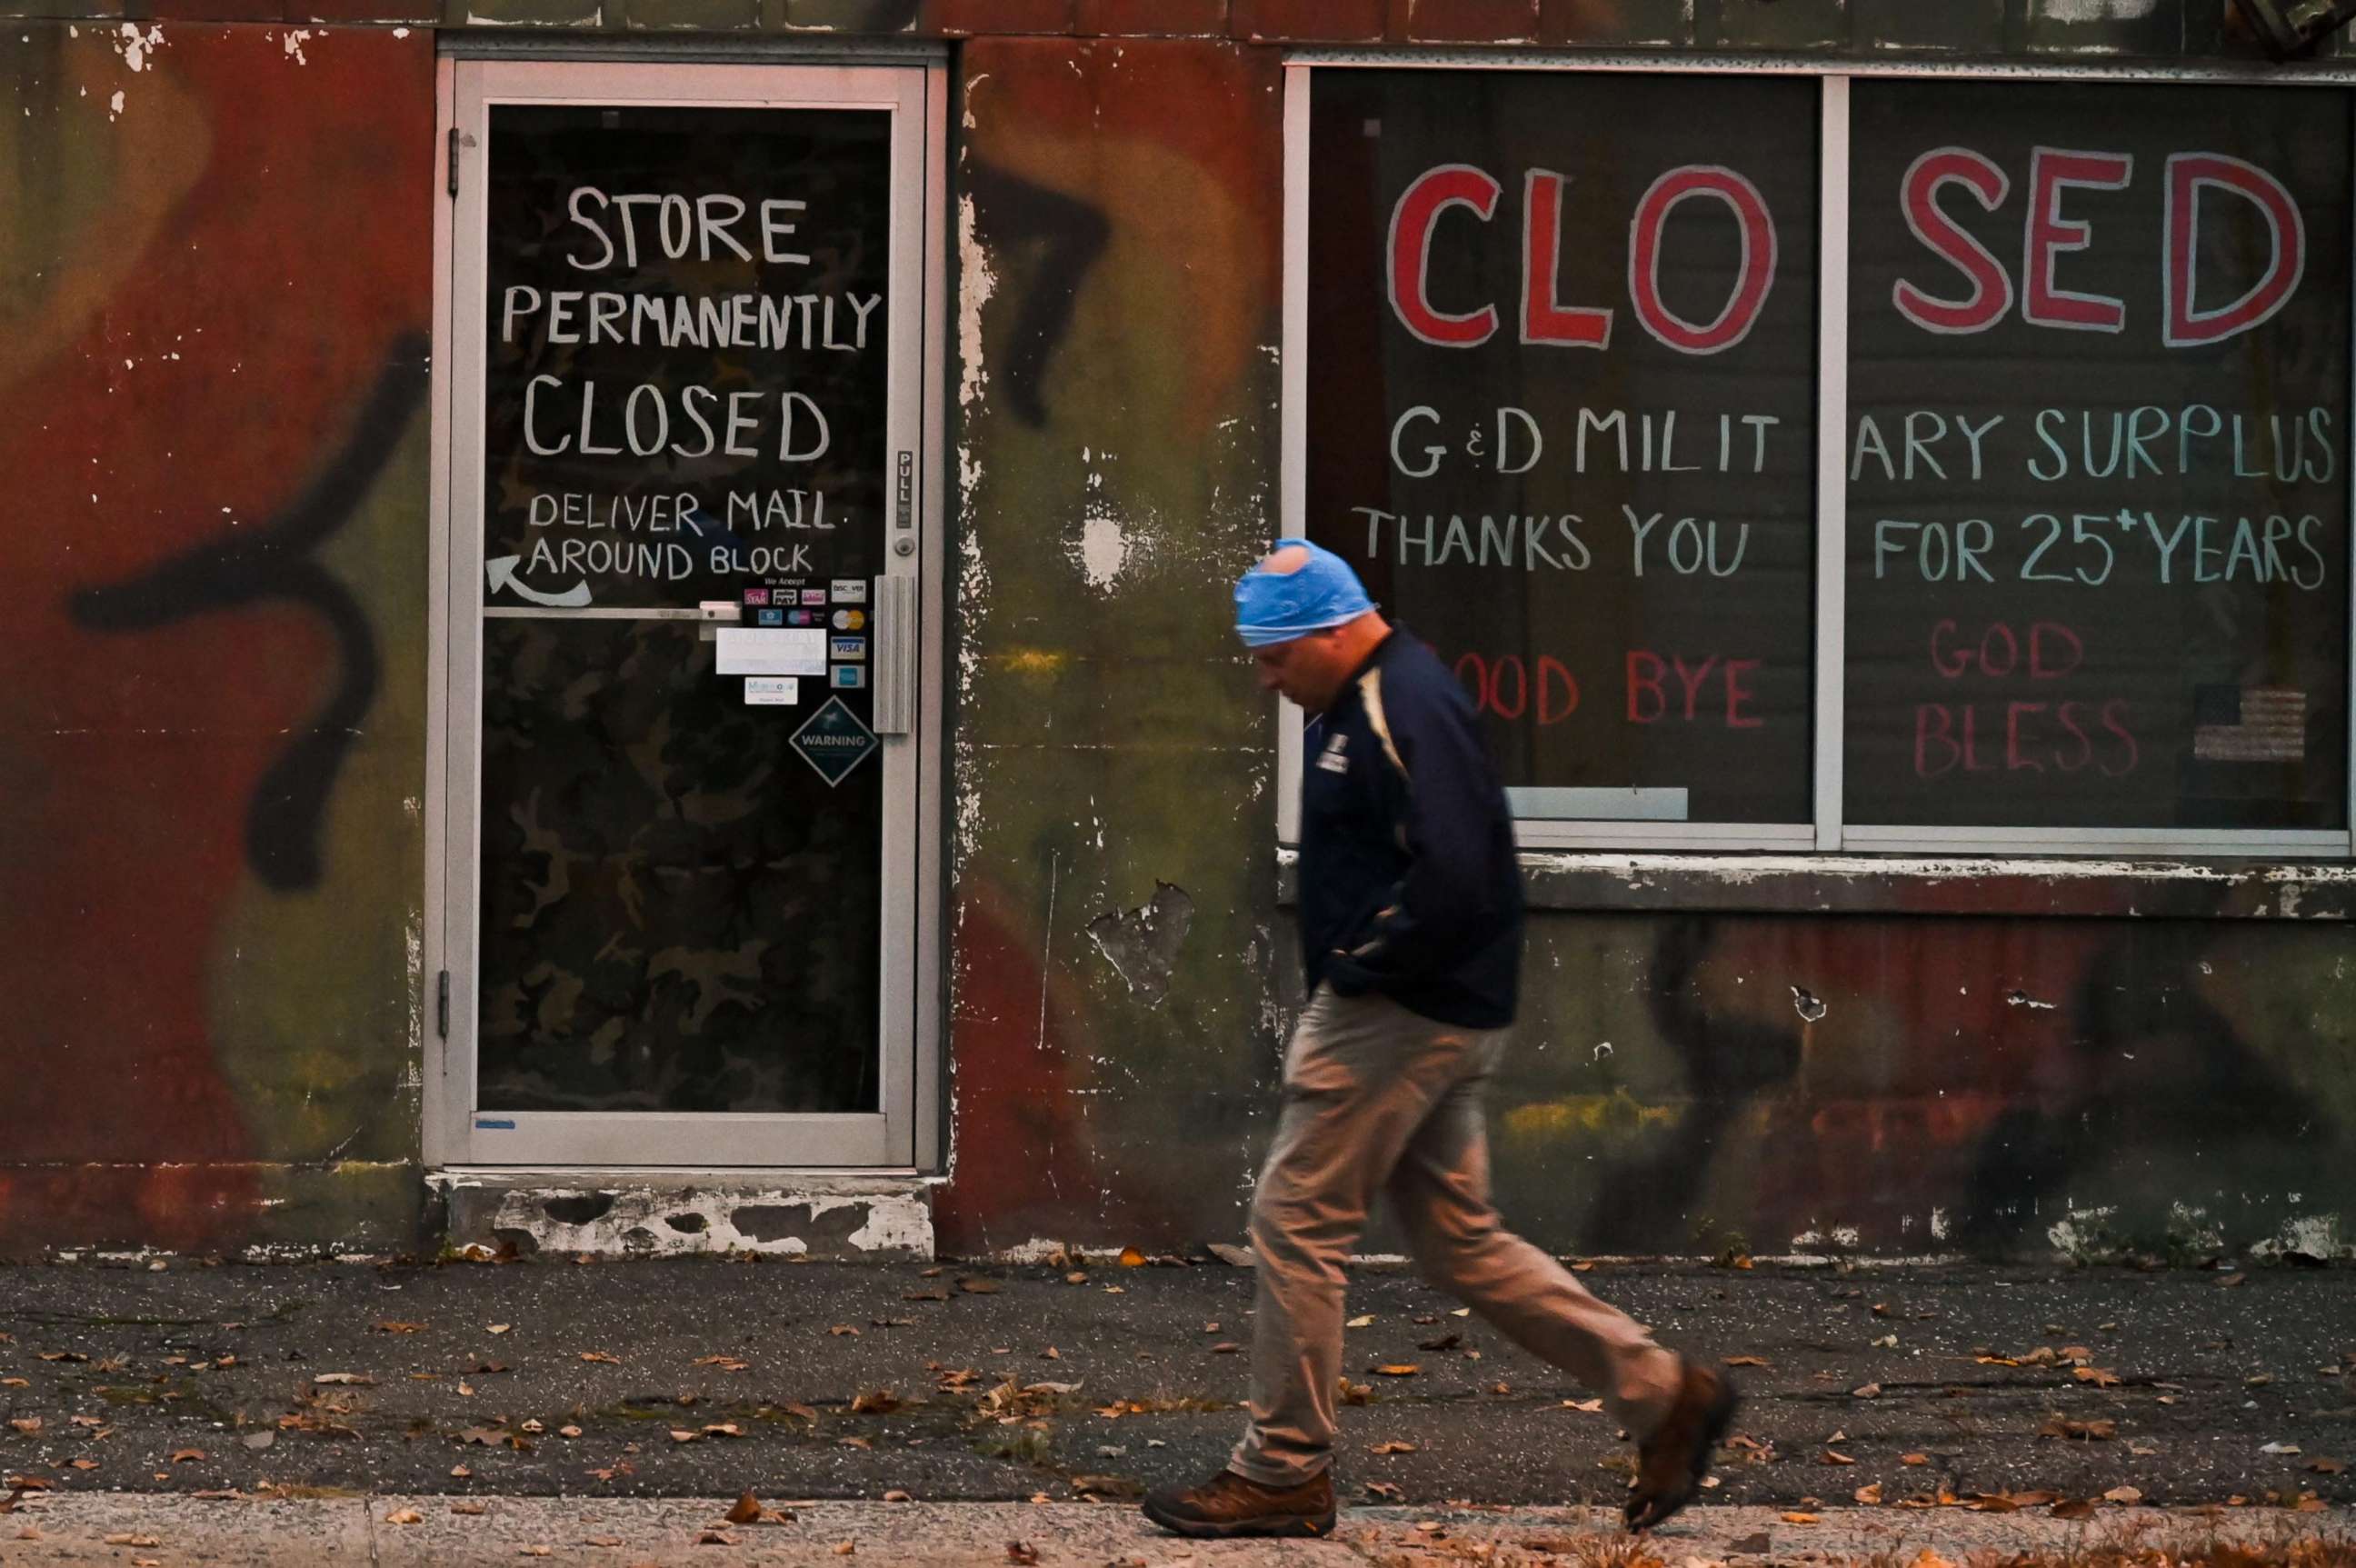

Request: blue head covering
left=1233, top=538, right=1376, bottom=648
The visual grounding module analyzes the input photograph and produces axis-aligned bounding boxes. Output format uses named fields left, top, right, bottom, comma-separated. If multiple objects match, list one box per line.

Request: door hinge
left=446, top=125, right=461, bottom=199
left=435, top=970, right=451, bottom=1041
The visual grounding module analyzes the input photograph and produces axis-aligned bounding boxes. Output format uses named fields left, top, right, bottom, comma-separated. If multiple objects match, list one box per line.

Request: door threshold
left=428, top=1169, right=936, bottom=1259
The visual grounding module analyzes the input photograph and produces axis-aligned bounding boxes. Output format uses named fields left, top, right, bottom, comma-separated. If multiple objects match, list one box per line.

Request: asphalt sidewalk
left=1, top=1495, right=2348, bottom=1566
left=0, top=1254, right=2349, bottom=1554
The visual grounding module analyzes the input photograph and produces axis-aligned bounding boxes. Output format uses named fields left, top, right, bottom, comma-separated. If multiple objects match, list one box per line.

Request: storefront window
left=1303, top=70, right=1822, bottom=833
left=1291, top=66, right=2356, bottom=856
left=1843, top=80, right=2351, bottom=835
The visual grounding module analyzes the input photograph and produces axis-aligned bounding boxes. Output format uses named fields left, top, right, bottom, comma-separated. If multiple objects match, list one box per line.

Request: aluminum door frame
left=424, top=58, right=943, bottom=1170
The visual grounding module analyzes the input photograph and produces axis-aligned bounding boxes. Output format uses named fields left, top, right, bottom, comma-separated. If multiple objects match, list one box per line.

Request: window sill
left=1273, top=847, right=2356, bottom=919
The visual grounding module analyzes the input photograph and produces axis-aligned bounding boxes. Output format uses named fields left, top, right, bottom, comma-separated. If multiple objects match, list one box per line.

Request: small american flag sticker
left=2192, top=687, right=2306, bottom=763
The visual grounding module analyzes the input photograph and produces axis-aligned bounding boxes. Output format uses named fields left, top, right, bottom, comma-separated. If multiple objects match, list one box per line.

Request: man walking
left=1142, top=540, right=1738, bottom=1541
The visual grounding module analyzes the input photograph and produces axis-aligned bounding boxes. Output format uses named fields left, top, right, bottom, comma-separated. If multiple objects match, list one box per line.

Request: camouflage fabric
left=476, top=618, right=882, bottom=1114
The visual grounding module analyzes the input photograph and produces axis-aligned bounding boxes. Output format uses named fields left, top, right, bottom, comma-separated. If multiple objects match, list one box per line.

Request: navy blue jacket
left=1298, top=629, right=1523, bottom=1029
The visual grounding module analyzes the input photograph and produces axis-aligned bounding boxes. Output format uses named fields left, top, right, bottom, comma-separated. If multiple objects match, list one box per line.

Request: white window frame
left=1280, top=54, right=2356, bottom=860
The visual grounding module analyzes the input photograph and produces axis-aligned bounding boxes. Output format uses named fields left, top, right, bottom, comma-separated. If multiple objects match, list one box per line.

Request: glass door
left=440, top=62, right=929, bottom=1165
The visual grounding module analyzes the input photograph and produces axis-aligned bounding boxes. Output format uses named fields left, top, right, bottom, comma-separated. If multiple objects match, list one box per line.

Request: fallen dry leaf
left=1852, top=1383, right=1882, bottom=1399
left=694, top=1356, right=750, bottom=1372
left=1822, top=1451, right=1856, bottom=1465
left=1562, top=1398, right=1603, bottom=1413
left=384, top=1510, right=424, bottom=1525
left=2074, top=1367, right=2122, bottom=1387
left=726, top=1492, right=764, bottom=1524
left=958, top=1278, right=1002, bottom=1294
left=1375, top=1364, right=1421, bottom=1377
left=104, top=1533, right=162, bottom=1547
left=704, top=1423, right=744, bottom=1439
left=850, top=1391, right=901, bottom=1415
left=487, top=1324, right=512, bottom=1334
left=373, top=1322, right=424, bottom=1334
left=2053, top=1499, right=2099, bottom=1520
left=2105, top=1486, right=2145, bottom=1504
left=834, top=1542, right=856, bottom=1555
left=2309, top=1457, right=2347, bottom=1474
left=1209, top=1343, right=1240, bottom=1355
left=1782, top=1512, right=1821, bottom=1524
left=5, top=1421, right=38, bottom=1436
left=828, top=1324, right=861, bottom=1338
left=1345, top=1314, right=1374, bottom=1329
left=669, top=1430, right=701, bottom=1443
left=67, top=1459, right=97, bottom=1472
left=1724, top=1355, right=1771, bottom=1367
left=313, top=1373, right=374, bottom=1386
left=884, top=1490, right=912, bottom=1503
left=699, top=1530, right=737, bottom=1546
left=451, top=1502, right=486, bottom=1515
left=1371, top=1441, right=1418, bottom=1454
left=578, top=1352, right=622, bottom=1364
left=1855, top=1483, right=1884, bottom=1504
left=170, top=1449, right=205, bottom=1463
left=2038, top=1416, right=2117, bottom=1442
left=450, top=1465, right=472, bottom=1479
left=1118, top=1247, right=1146, bottom=1267
left=1366, top=1481, right=1404, bottom=1500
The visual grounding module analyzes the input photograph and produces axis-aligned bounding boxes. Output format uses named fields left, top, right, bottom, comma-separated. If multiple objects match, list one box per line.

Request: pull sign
left=435, top=970, right=450, bottom=1040
left=895, top=450, right=913, bottom=529
left=446, top=126, right=461, bottom=198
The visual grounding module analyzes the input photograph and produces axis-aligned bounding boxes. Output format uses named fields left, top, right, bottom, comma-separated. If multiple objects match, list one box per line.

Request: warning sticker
left=789, top=695, right=879, bottom=787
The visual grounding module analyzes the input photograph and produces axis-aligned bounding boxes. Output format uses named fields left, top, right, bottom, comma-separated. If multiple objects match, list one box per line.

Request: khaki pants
left=1229, top=985, right=1683, bottom=1486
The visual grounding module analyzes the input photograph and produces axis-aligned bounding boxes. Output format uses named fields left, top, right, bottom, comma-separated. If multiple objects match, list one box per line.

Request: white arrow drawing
left=484, top=554, right=592, bottom=608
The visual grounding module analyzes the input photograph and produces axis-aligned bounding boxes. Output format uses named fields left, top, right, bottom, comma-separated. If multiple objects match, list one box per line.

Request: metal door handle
left=873, top=574, right=917, bottom=735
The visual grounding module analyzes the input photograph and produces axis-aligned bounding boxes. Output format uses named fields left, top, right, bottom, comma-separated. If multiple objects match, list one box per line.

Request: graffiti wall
left=0, top=1, right=2349, bottom=1261
left=0, top=25, right=434, bottom=1252
left=936, top=28, right=2356, bottom=1263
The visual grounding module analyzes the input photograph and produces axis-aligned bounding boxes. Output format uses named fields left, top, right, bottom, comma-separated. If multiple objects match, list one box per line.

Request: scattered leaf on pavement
left=1724, top=1356, right=1770, bottom=1367
left=1371, top=1441, right=1418, bottom=1454
left=373, top=1322, right=424, bottom=1334
left=578, top=1352, right=621, bottom=1364
left=726, top=1492, right=764, bottom=1524
left=2074, top=1367, right=2121, bottom=1387
left=2105, top=1486, right=2144, bottom=1504
left=1782, top=1512, right=1820, bottom=1524
left=1822, top=1451, right=1856, bottom=1465
left=1855, top=1483, right=1883, bottom=1504
left=958, top=1278, right=1001, bottom=1294
left=1375, top=1364, right=1421, bottom=1377
left=169, top=1449, right=205, bottom=1463
left=313, top=1373, right=374, bottom=1386
left=1852, top=1383, right=1882, bottom=1399
left=384, top=1511, right=423, bottom=1525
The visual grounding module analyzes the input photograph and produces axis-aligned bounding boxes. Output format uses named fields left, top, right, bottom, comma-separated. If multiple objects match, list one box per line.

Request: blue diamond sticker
left=789, top=695, right=878, bottom=787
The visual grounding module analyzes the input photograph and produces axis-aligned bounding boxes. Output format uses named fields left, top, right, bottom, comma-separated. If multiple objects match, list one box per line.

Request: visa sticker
left=830, top=636, right=867, bottom=661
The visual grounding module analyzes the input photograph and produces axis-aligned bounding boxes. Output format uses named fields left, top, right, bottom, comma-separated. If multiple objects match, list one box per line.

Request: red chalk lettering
left=2054, top=703, right=2094, bottom=772
left=1491, top=656, right=1528, bottom=721
left=2023, top=147, right=2132, bottom=333
left=1539, top=656, right=1579, bottom=725
left=2005, top=702, right=2048, bottom=772
left=1521, top=171, right=1612, bottom=349
left=1930, top=619, right=1971, bottom=679
left=1723, top=659, right=1762, bottom=729
left=2165, top=152, right=2306, bottom=347
left=1389, top=165, right=1502, bottom=347
left=2029, top=622, right=2083, bottom=680
left=1915, top=704, right=1961, bottom=779
left=1626, top=650, right=1667, bottom=724
left=1671, top=654, right=1721, bottom=721
left=1629, top=166, right=1777, bottom=355
left=1894, top=147, right=2014, bottom=335
left=2100, top=700, right=2140, bottom=776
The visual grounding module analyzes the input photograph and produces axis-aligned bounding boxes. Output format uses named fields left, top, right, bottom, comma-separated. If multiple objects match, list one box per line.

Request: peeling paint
left=2040, top=0, right=2157, bottom=20
left=434, top=1179, right=935, bottom=1259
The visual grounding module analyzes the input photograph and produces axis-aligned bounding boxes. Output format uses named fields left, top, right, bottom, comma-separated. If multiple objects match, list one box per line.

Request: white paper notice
left=715, top=627, right=826, bottom=677
left=744, top=677, right=801, bottom=706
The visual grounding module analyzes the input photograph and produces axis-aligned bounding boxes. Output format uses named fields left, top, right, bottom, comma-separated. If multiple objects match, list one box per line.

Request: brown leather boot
left=1625, top=1360, right=1741, bottom=1533
left=1141, top=1467, right=1337, bottom=1538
